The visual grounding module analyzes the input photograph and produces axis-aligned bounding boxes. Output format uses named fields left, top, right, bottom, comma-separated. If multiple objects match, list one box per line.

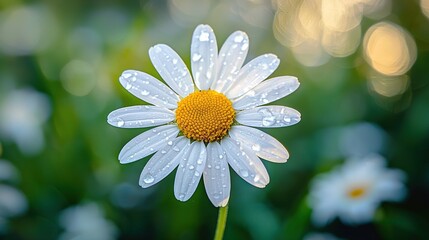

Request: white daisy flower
left=107, top=24, right=300, bottom=207
left=309, top=155, right=406, bottom=226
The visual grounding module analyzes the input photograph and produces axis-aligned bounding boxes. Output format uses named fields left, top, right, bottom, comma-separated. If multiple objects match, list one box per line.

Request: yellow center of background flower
left=347, top=186, right=367, bottom=199
left=176, top=90, right=235, bottom=142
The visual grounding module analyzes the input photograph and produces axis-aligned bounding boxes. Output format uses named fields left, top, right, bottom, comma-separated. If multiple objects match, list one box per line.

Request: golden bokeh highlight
left=272, top=0, right=389, bottom=66
left=368, top=71, right=410, bottom=97
left=421, top=0, right=429, bottom=19
left=363, top=22, right=417, bottom=76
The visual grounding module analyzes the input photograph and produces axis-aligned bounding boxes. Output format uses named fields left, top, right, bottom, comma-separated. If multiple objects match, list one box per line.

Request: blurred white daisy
left=309, top=155, right=406, bottom=226
left=0, top=88, right=51, bottom=155
left=108, top=24, right=300, bottom=207
left=0, top=160, right=28, bottom=233
left=59, top=203, right=118, bottom=240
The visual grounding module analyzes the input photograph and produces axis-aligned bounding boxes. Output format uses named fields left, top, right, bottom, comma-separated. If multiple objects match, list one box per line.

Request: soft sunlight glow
left=0, top=5, right=57, bottom=56
left=364, top=22, right=417, bottom=76
left=421, top=0, right=429, bottom=19
left=60, top=60, right=97, bottom=96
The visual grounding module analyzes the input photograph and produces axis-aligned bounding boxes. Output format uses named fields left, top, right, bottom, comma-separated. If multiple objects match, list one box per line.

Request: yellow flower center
left=175, top=90, right=235, bottom=142
left=347, top=186, right=367, bottom=199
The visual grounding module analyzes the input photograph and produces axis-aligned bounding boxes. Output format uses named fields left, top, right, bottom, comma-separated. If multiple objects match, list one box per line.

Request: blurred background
left=0, top=0, right=428, bottom=239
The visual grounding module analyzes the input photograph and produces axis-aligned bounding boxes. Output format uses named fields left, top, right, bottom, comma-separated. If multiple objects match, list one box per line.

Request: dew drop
left=117, top=118, right=125, bottom=127
left=240, top=170, right=249, bottom=177
left=253, top=175, right=260, bottom=182
left=252, top=144, right=261, bottom=152
left=141, top=90, right=150, bottom=96
left=125, top=82, right=132, bottom=90
left=212, top=193, right=220, bottom=199
left=215, top=165, right=220, bottom=170
left=194, top=172, right=200, bottom=177
left=262, top=116, right=276, bottom=126
left=284, top=116, right=291, bottom=123
left=234, top=35, right=244, bottom=43
left=189, top=165, right=195, bottom=170
left=241, top=43, right=249, bottom=51
left=161, top=150, right=167, bottom=154
left=192, top=53, right=202, bottom=61
left=167, top=141, right=173, bottom=146
left=122, top=73, right=132, bottom=78
left=199, top=32, right=209, bottom=41
left=172, top=58, right=178, bottom=64
left=178, top=193, right=185, bottom=200
left=173, top=146, right=180, bottom=151
left=142, top=174, right=155, bottom=184
left=219, top=154, right=224, bottom=159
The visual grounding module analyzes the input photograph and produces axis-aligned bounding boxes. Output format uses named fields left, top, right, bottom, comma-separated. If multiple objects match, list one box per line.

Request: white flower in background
left=304, top=232, right=342, bottom=240
left=309, top=155, right=406, bottom=226
left=0, top=160, right=28, bottom=233
left=107, top=24, right=300, bottom=207
left=0, top=88, right=51, bottom=155
left=59, top=203, right=118, bottom=240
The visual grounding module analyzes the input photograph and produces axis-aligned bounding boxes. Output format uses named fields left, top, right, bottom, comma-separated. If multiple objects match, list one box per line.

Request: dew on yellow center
left=175, top=90, right=235, bottom=142
left=347, top=186, right=367, bottom=199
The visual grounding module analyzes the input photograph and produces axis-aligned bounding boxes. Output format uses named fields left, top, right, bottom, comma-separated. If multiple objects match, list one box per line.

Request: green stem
left=214, top=205, right=229, bottom=240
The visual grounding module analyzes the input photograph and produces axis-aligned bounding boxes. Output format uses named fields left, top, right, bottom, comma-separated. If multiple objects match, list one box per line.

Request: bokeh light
left=363, top=22, right=417, bottom=76
left=421, top=0, right=429, bottom=19
left=0, top=5, right=57, bottom=56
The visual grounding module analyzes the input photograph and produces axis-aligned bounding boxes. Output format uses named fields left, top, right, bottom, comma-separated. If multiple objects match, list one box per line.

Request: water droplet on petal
left=189, top=165, right=195, bottom=170
left=262, top=116, right=276, bottom=126
left=117, top=118, right=125, bottom=127
left=178, top=193, right=185, bottom=200
left=192, top=53, right=202, bottom=61
left=212, top=193, right=220, bottom=199
left=240, top=169, right=249, bottom=177
left=143, top=174, right=155, bottom=184
left=167, top=141, right=173, bottom=146
left=199, top=32, right=209, bottom=41
left=234, top=35, right=244, bottom=43
left=219, top=154, right=224, bottom=159
left=252, top=144, right=261, bottom=152
left=173, top=146, right=180, bottom=151
left=141, top=90, right=149, bottom=96
left=194, top=172, right=200, bottom=177
left=253, top=175, right=260, bottom=182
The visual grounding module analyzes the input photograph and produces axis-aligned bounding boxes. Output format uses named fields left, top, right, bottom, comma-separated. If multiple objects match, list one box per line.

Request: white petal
left=191, top=24, right=218, bottom=90
left=233, top=76, right=300, bottom=110
left=221, top=137, right=269, bottom=188
left=211, top=31, right=249, bottom=93
left=149, top=44, right=194, bottom=97
left=229, top=126, right=289, bottom=163
left=203, top=142, right=230, bottom=207
left=107, top=105, right=174, bottom=128
left=225, top=54, right=280, bottom=99
left=119, top=70, right=179, bottom=109
left=139, top=137, right=190, bottom=188
left=236, top=106, right=301, bottom=128
left=119, top=125, right=179, bottom=164
left=174, top=141, right=207, bottom=201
